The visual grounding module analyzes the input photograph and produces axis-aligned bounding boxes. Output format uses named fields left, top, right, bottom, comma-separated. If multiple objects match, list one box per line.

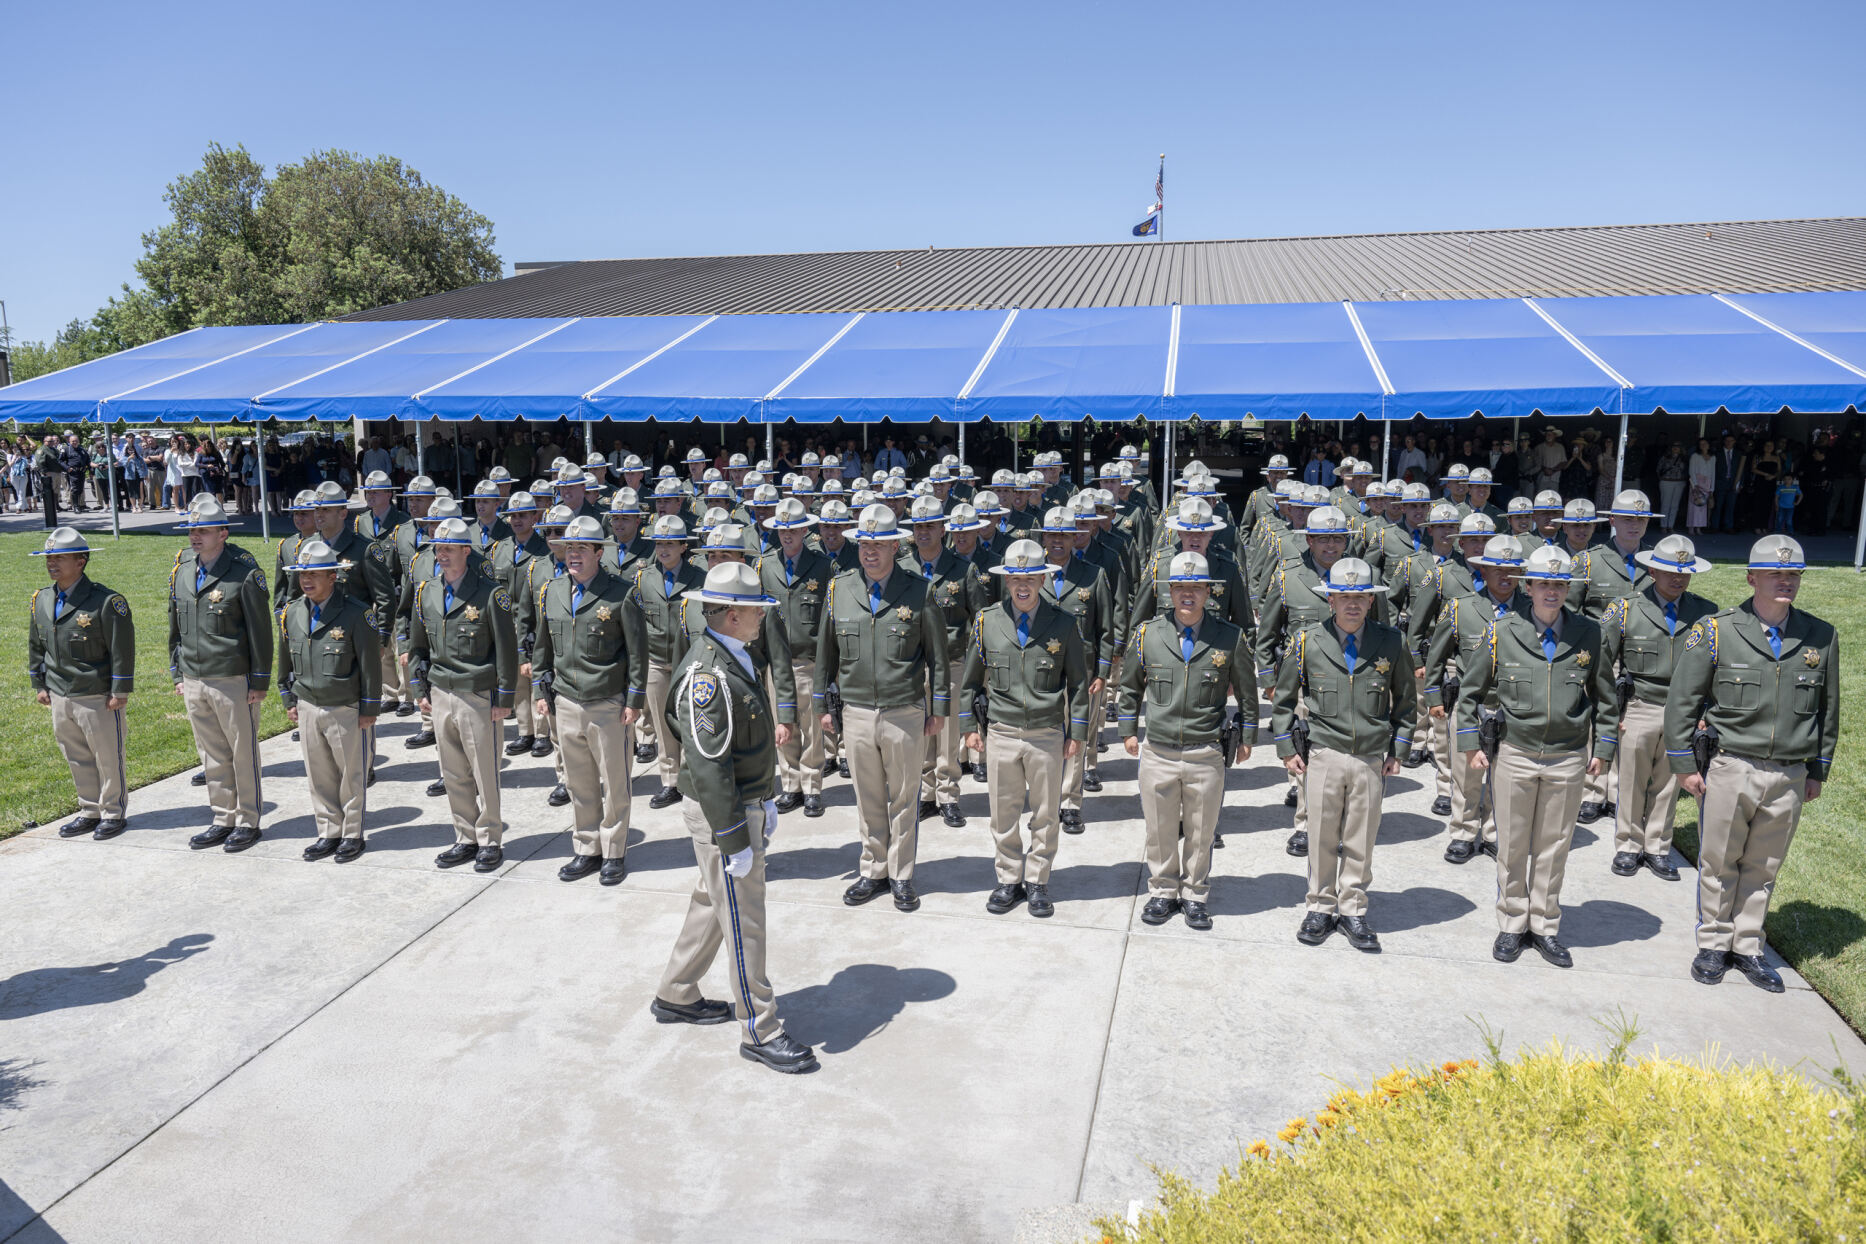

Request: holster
left=825, top=683, right=844, bottom=736
left=1615, top=668, right=1635, bottom=716
left=1219, top=708, right=1242, bottom=766
left=1692, top=722, right=1719, bottom=779
left=536, top=669, right=558, bottom=711
left=1290, top=716, right=1311, bottom=763
left=970, top=689, right=990, bottom=735
left=1479, top=707, right=1504, bottom=762
left=1442, top=673, right=1460, bottom=715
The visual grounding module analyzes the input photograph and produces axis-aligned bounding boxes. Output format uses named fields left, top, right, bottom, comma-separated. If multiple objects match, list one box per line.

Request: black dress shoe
left=57, top=816, right=101, bottom=838
left=190, top=771, right=207, bottom=787
left=599, top=857, right=628, bottom=886
left=435, top=843, right=478, bottom=869
left=1642, top=853, right=1681, bottom=882
left=843, top=876, right=890, bottom=906
left=1493, top=931, right=1527, bottom=962
left=531, top=738, right=554, bottom=758
left=558, top=853, right=601, bottom=881
left=331, top=837, right=365, bottom=862
left=1531, top=933, right=1573, bottom=968
left=1478, top=838, right=1498, bottom=859
left=959, top=760, right=974, bottom=776
left=1283, top=786, right=1299, bottom=808
left=650, top=996, right=732, bottom=1025
left=1611, top=851, right=1641, bottom=876
left=394, top=700, right=417, bottom=718
left=547, top=783, right=571, bottom=807
left=891, top=880, right=920, bottom=912
left=92, top=818, right=127, bottom=841
left=1576, top=801, right=1604, bottom=825
left=803, top=796, right=824, bottom=818
left=426, top=779, right=448, bottom=797
left=649, top=786, right=683, bottom=809
left=741, top=1032, right=819, bottom=1075
left=1340, top=915, right=1381, bottom=952
left=1691, top=948, right=1730, bottom=985
left=224, top=826, right=263, bottom=853
left=940, top=803, right=965, bottom=827
left=822, top=758, right=840, bottom=777
left=505, top=734, right=535, bottom=756
left=1444, top=839, right=1476, bottom=865
left=1082, top=770, right=1103, bottom=792
left=1431, top=795, right=1452, bottom=817
left=1141, top=896, right=1181, bottom=925
left=1061, top=809, right=1084, bottom=834
left=367, top=768, right=378, bottom=788
left=1402, top=750, right=1429, bottom=768
left=1025, top=883, right=1054, bottom=918
left=473, top=845, right=504, bottom=873
left=405, top=729, right=436, bottom=750
left=969, top=761, right=984, bottom=784
left=1286, top=830, right=1308, bottom=857
left=190, top=825, right=233, bottom=849
left=1730, top=953, right=1785, bottom=993
left=291, top=730, right=300, bottom=742
left=838, top=759, right=851, bottom=779
left=986, top=883, right=1026, bottom=914
left=1602, top=800, right=1617, bottom=818
left=1212, top=831, right=1225, bottom=848
left=1297, top=912, right=1336, bottom=945
left=635, top=741, right=657, bottom=764
left=917, top=799, right=939, bottom=819
left=303, top=837, right=339, bottom=861
left=774, top=791, right=804, bottom=814
left=1182, top=900, right=1212, bottom=931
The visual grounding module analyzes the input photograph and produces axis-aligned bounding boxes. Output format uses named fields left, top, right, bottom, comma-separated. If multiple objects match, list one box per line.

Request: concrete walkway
left=1, top=708, right=1860, bottom=1243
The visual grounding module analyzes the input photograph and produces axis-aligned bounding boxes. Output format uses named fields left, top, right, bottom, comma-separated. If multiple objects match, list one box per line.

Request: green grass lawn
left=0, top=529, right=294, bottom=834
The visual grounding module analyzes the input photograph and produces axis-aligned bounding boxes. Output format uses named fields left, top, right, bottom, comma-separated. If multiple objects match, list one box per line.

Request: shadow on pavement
left=1369, top=886, right=1479, bottom=934
left=1558, top=899, right=1664, bottom=949
left=0, top=935, right=214, bottom=1021
left=1205, top=870, right=1306, bottom=918
left=780, top=964, right=958, bottom=1054
left=1770, top=899, right=1866, bottom=960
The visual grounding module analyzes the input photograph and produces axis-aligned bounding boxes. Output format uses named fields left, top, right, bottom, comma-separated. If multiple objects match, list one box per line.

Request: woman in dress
left=1656, top=441, right=1688, bottom=531
left=1746, top=439, right=1783, bottom=535
left=1686, top=437, right=1715, bottom=536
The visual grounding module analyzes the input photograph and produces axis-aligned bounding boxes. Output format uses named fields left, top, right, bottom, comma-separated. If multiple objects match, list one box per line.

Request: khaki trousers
left=645, top=660, right=682, bottom=785
left=1138, top=740, right=1224, bottom=901
left=556, top=695, right=632, bottom=859
left=182, top=676, right=261, bottom=829
left=432, top=685, right=503, bottom=847
left=777, top=659, right=825, bottom=797
left=845, top=703, right=924, bottom=881
left=1584, top=745, right=1612, bottom=807
left=920, top=659, right=963, bottom=804
left=379, top=645, right=405, bottom=705
left=1695, top=753, right=1805, bottom=956
left=1445, top=712, right=1495, bottom=845
left=1304, top=747, right=1384, bottom=916
left=513, top=672, right=538, bottom=740
left=299, top=701, right=367, bottom=839
left=1490, top=743, right=1585, bottom=935
left=1291, top=697, right=1310, bottom=834
left=50, top=693, right=128, bottom=820
left=1431, top=704, right=1453, bottom=801
left=1614, top=698, right=1679, bottom=856
left=986, top=724, right=1065, bottom=885
left=657, top=800, right=782, bottom=1044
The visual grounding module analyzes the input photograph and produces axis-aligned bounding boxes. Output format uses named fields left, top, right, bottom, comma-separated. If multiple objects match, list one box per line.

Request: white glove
left=762, top=799, right=779, bottom=845
left=725, top=845, right=754, bottom=879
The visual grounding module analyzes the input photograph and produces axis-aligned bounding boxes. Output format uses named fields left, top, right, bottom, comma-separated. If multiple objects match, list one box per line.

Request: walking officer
left=1667, top=536, right=1838, bottom=994
left=1119, top=552, right=1258, bottom=930
left=30, top=527, right=135, bottom=841
left=1274, top=558, right=1414, bottom=952
left=651, top=562, right=818, bottom=1075
left=816, top=503, right=952, bottom=914
left=958, top=539, right=1090, bottom=919
left=169, top=497, right=272, bottom=852
left=1459, top=544, right=1619, bottom=969
left=278, top=538, right=383, bottom=862
left=408, top=517, right=519, bottom=874
left=759, top=497, right=835, bottom=818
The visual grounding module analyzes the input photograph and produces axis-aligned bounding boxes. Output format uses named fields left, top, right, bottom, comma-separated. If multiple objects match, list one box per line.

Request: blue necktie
left=923, top=561, right=934, bottom=580
left=1625, top=552, right=1638, bottom=583
left=1542, top=627, right=1557, bottom=662
left=870, top=579, right=884, bottom=614
left=572, top=582, right=584, bottom=614
left=1494, top=596, right=1510, bottom=618
left=1054, top=571, right=1065, bottom=598
left=195, top=564, right=206, bottom=593
left=1016, top=612, right=1030, bottom=648
left=1181, top=626, right=1195, bottom=662
left=663, top=569, right=676, bottom=597
left=1345, top=633, right=1358, bottom=673
left=310, top=603, right=321, bottom=631
left=785, top=557, right=795, bottom=585
left=444, top=583, right=455, bottom=614
left=481, top=525, right=493, bottom=546
left=1412, top=528, right=1423, bottom=551
left=374, top=514, right=384, bottom=537
left=414, top=529, right=423, bottom=549
left=1767, top=625, right=1782, bottom=659
left=1663, top=601, right=1678, bottom=635
left=553, top=561, right=565, bottom=579
left=54, top=588, right=66, bottom=620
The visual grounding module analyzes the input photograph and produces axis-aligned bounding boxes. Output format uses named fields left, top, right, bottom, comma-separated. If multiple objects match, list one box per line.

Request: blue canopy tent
left=6, top=291, right=1865, bottom=547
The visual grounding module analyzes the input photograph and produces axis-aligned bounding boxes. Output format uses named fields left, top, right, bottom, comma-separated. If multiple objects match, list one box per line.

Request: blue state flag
left=1132, top=213, right=1159, bottom=237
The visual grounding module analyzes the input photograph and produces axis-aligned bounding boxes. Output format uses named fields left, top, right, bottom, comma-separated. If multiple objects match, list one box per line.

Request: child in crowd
left=1775, top=473, right=1801, bottom=534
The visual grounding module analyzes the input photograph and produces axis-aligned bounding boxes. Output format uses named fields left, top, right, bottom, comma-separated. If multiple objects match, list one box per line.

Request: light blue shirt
left=707, top=628, right=757, bottom=679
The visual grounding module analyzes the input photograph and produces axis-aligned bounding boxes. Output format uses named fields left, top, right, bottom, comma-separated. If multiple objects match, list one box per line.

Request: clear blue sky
left=5, top=0, right=1863, bottom=344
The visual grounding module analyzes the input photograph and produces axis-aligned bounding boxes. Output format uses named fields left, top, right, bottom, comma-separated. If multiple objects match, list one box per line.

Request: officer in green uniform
left=904, top=494, right=980, bottom=827
left=1504, top=495, right=1539, bottom=541
left=816, top=503, right=952, bottom=913
left=1404, top=508, right=1492, bottom=813
left=1036, top=507, right=1115, bottom=833
left=1129, top=498, right=1254, bottom=640
left=294, top=480, right=397, bottom=776
left=945, top=501, right=996, bottom=781
left=1532, top=490, right=1565, bottom=544
left=514, top=504, right=573, bottom=779
left=490, top=491, right=550, bottom=758
left=31, top=527, right=135, bottom=841
left=278, top=538, right=382, bottom=862
left=467, top=480, right=513, bottom=552
left=169, top=497, right=272, bottom=852
left=1119, top=552, right=1258, bottom=930
left=1666, top=536, right=1838, bottom=994
left=652, top=562, right=818, bottom=1076
left=603, top=488, right=651, bottom=579
left=635, top=513, right=708, bottom=808
left=1390, top=502, right=1460, bottom=774
left=1274, top=558, right=1414, bottom=951
left=354, top=471, right=409, bottom=544
left=1600, top=533, right=1716, bottom=882
left=274, top=490, right=320, bottom=614
left=1574, top=488, right=1656, bottom=824
left=1240, top=454, right=1294, bottom=540
left=1460, top=544, right=1619, bottom=970
left=758, top=498, right=835, bottom=818
left=534, top=515, right=650, bottom=886
left=377, top=475, right=438, bottom=718
left=394, top=498, right=479, bottom=776
left=409, top=517, right=519, bottom=875
left=551, top=462, right=604, bottom=524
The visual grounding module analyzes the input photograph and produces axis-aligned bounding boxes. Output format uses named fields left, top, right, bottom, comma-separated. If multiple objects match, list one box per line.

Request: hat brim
left=696, top=590, right=778, bottom=607
left=1165, top=574, right=1218, bottom=585
left=284, top=562, right=343, bottom=573
left=761, top=515, right=818, bottom=530
left=1635, top=552, right=1711, bottom=574
left=1310, top=581, right=1390, bottom=596
left=1469, top=557, right=1526, bottom=570
left=1746, top=560, right=1806, bottom=571
left=29, top=546, right=93, bottom=557
left=1167, top=519, right=1225, bottom=533
left=1605, top=509, right=1655, bottom=519
left=944, top=519, right=990, bottom=533
left=851, top=531, right=908, bottom=542
left=989, top=561, right=1064, bottom=576
left=175, top=518, right=231, bottom=530
left=1304, top=525, right=1353, bottom=537
left=1520, top=571, right=1574, bottom=582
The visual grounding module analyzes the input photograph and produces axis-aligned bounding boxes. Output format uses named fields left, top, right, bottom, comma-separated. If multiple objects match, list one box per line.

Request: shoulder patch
left=111, top=596, right=130, bottom=617
left=493, top=588, right=513, bottom=612
left=1684, top=622, right=1705, bottom=649
left=691, top=671, right=719, bottom=708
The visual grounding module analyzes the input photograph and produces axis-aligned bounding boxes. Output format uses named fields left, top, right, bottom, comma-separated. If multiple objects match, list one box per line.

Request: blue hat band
left=1748, top=560, right=1806, bottom=570
left=429, top=536, right=474, bottom=546
left=1167, top=574, right=1214, bottom=582
left=1649, top=555, right=1697, bottom=569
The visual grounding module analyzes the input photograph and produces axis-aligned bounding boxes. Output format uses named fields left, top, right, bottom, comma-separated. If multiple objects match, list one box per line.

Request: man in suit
left=1714, top=433, right=1743, bottom=534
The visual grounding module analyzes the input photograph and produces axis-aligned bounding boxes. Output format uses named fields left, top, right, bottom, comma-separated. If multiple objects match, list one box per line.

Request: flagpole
left=1158, top=154, right=1165, bottom=243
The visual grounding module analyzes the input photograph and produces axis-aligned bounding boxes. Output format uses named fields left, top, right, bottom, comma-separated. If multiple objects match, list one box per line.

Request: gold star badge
left=1212, top=652, right=1227, bottom=669
left=1804, top=647, right=1820, bottom=668
left=806, top=579, right=819, bottom=592
left=596, top=605, right=612, bottom=622
left=208, top=589, right=224, bottom=604
left=1214, top=585, right=1225, bottom=596
left=464, top=605, right=481, bottom=621
left=1575, top=651, right=1591, bottom=668
left=1374, top=657, right=1391, bottom=675
left=331, top=627, right=345, bottom=640
left=897, top=606, right=912, bottom=621
left=1077, top=587, right=1091, bottom=602
left=1046, top=639, right=1061, bottom=655
left=75, top=612, right=92, bottom=629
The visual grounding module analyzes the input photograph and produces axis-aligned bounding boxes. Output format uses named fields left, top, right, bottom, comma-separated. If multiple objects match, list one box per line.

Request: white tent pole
left=255, top=421, right=271, bottom=544
left=1614, top=402, right=1629, bottom=495
left=1381, top=405, right=1392, bottom=480
left=1164, top=420, right=1175, bottom=503
left=1855, top=483, right=1866, bottom=571
left=104, top=411, right=120, bottom=540
left=584, top=420, right=595, bottom=457
left=958, top=422, right=965, bottom=469
left=766, top=421, right=775, bottom=465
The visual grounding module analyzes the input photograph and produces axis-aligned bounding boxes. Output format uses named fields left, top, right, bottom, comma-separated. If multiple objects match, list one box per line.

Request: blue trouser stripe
left=722, top=864, right=760, bottom=1046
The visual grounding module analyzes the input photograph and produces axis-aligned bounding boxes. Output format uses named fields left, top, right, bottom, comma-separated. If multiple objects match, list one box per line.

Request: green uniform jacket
left=407, top=567, right=520, bottom=709
left=1403, top=553, right=1477, bottom=659
left=1663, top=602, right=1839, bottom=782
left=668, top=631, right=780, bottom=855
left=1256, top=553, right=1387, bottom=682
left=1273, top=621, right=1417, bottom=762
left=672, top=595, right=798, bottom=725
left=1041, top=556, right=1117, bottom=682
left=633, top=559, right=708, bottom=666
left=513, top=554, right=565, bottom=661
left=1423, top=592, right=1526, bottom=711
left=757, top=545, right=838, bottom=656
left=168, top=545, right=272, bottom=690
left=354, top=506, right=409, bottom=544
left=532, top=569, right=649, bottom=709
left=1117, top=614, right=1259, bottom=748
left=274, top=529, right=315, bottom=613
left=395, top=544, right=490, bottom=655
left=489, top=530, right=550, bottom=610
left=1600, top=587, right=1717, bottom=707
left=958, top=599, right=1090, bottom=741
left=471, top=517, right=513, bottom=552
left=1129, top=545, right=1254, bottom=647
left=1575, top=539, right=1654, bottom=619
left=284, top=527, right=395, bottom=639
left=601, top=533, right=652, bottom=579
left=29, top=576, right=135, bottom=698
left=1456, top=608, right=1619, bottom=761
left=277, top=593, right=382, bottom=712
left=815, top=567, right=951, bottom=714
left=904, top=546, right=985, bottom=654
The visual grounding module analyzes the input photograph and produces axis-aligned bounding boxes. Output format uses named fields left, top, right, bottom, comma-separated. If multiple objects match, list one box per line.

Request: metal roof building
left=345, top=217, right=1866, bottom=321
